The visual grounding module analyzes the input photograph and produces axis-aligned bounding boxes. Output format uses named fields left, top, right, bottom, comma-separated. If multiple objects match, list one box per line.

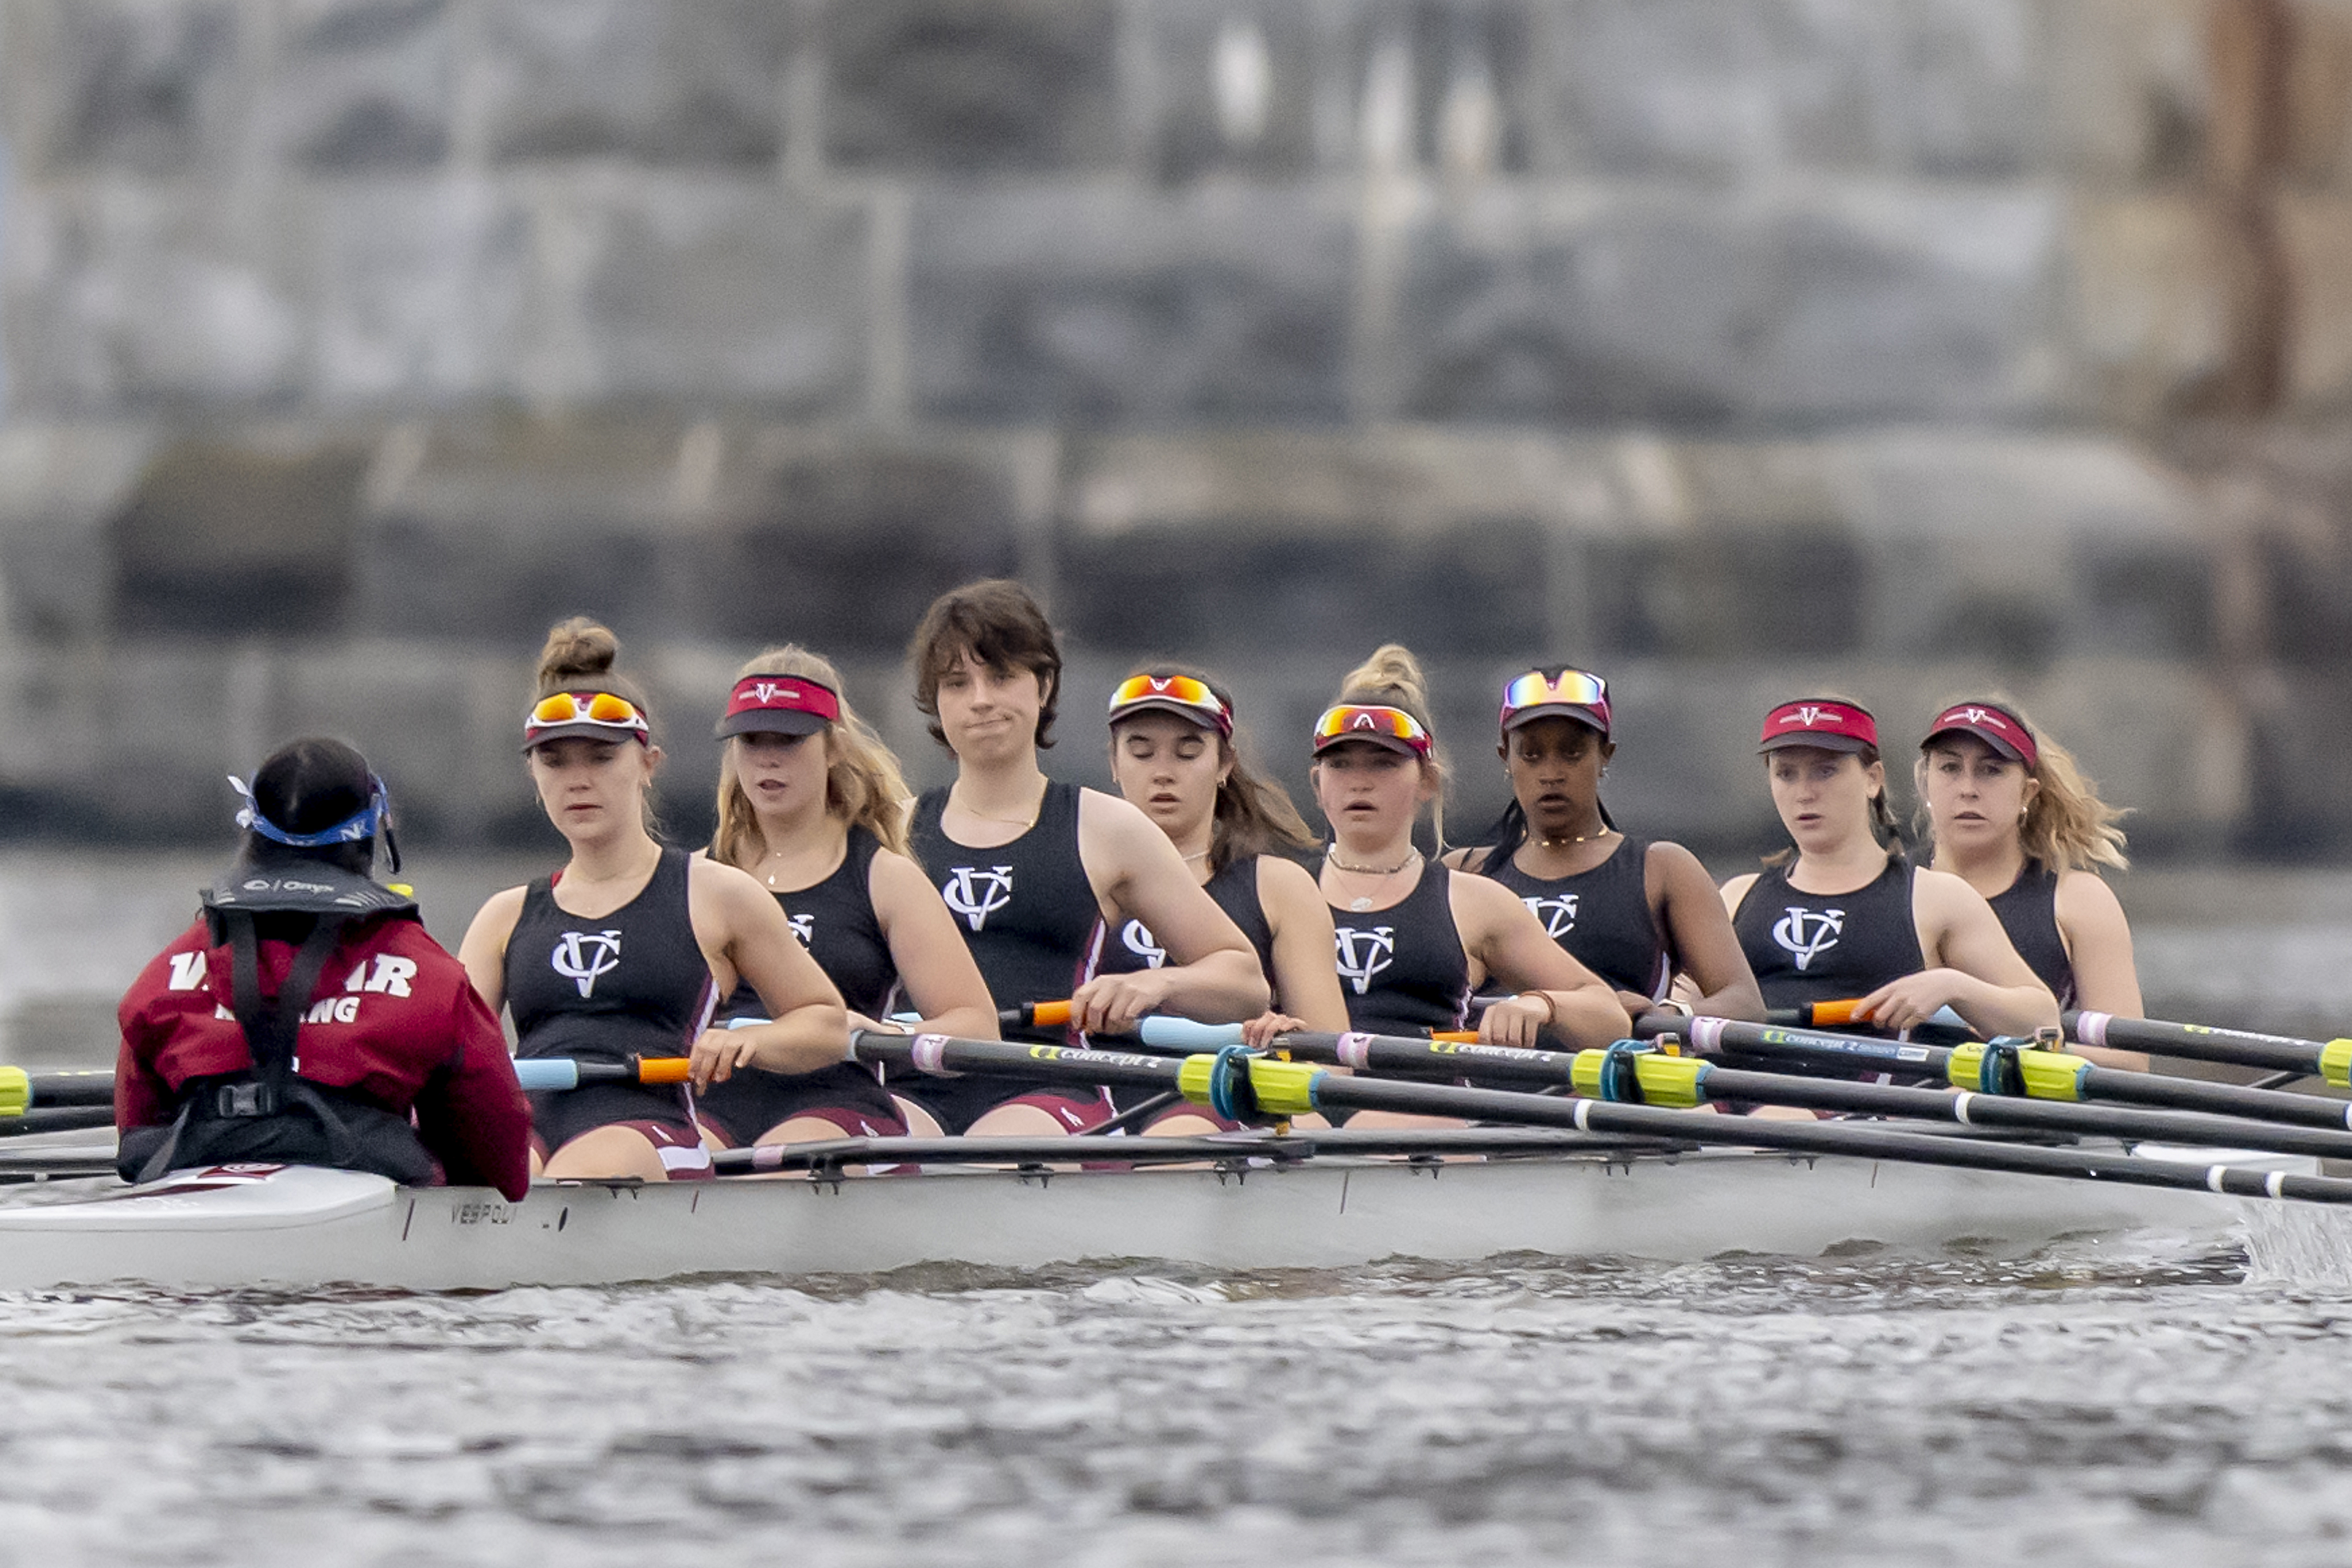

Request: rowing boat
left=0, top=1134, right=2310, bottom=1293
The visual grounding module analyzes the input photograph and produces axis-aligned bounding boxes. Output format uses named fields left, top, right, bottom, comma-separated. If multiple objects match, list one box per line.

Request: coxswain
left=1100, top=666, right=1351, bottom=1133
left=904, top=580, right=1269, bottom=1136
left=698, top=644, right=999, bottom=1147
left=458, top=618, right=848, bottom=1180
left=1720, top=697, right=2057, bottom=1037
left=1447, top=665, right=1764, bottom=1022
left=1915, top=697, right=2146, bottom=1068
left=115, top=737, right=530, bottom=1197
left=1311, top=645, right=1631, bottom=1052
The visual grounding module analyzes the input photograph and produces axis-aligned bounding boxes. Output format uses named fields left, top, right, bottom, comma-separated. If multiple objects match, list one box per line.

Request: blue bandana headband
left=228, top=774, right=389, bottom=848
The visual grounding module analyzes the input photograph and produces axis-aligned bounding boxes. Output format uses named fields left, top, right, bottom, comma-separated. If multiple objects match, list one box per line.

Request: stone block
left=0, top=423, right=158, bottom=643
left=1054, top=432, right=1575, bottom=655
left=696, top=430, right=1033, bottom=653
left=1530, top=0, right=2044, bottom=180
left=1342, top=0, right=1541, bottom=178
left=2065, top=195, right=2231, bottom=423
left=109, top=430, right=373, bottom=637
left=351, top=416, right=698, bottom=644
left=823, top=0, right=1122, bottom=172
left=5, top=182, right=308, bottom=413
left=548, top=179, right=867, bottom=408
left=1836, top=432, right=2209, bottom=667
left=308, top=178, right=534, bottom=408
left=910, top=184, right=1351, bottom=424
left=2280, top=197, right=2352, bottom=410
left=4, top=0, right=247, bottom=176
left=263, top=0, right=453, bottom=171
left=2042, top=0, right=2208, bottom=188
left=1392, top=184, right=2065, bottom=427
left=1133, top=0, right=1322, bottom=182
left=478, top=0, right=793, bottom=166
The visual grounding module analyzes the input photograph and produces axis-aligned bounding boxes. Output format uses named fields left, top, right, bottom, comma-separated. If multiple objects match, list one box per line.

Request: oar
left=0, top=1106, right=117, bottom=1138
left=1131, top=1020, right=2352, bottom=1162
left=0, top=1066, right=118, bottom=1113
left=2068, top=1009, right=2352, bottom=1083
left=511, top=1056, right=692, bottom=1092
left=1766, top=1000, right=1974, bottom=1036
left=1639, top=1013, right=2352, bottom=1132
left=850, top=1030, right=2352, bottom=1207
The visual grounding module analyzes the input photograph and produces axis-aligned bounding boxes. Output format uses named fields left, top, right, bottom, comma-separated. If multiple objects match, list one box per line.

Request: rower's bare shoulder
left=1445, top=866, right=1525, bottom=925
left=1717, top=871, right=1760, bottom=913
left=465, top=884, right=529, bottom=932
left=2053, top=868, right=2129, bottom=927
left=1253, top=854, right=1325, bottom=914
left=1075, top=786, right=1164, bottom=854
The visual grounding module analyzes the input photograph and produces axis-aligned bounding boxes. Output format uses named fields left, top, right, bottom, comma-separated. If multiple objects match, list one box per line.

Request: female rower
left=1447, top=665, right=1763, bottom=1023
left=698, top=646, right=999, bottom=1147
left=1101, top=667, right=1351, bottom=1132
left=116, top=737, right=530, bottom=1197
left=1720, top=697, right=2057, bottom=1037
left=458, top=619, right=848, bottom=1180
left=1311, top=645, right=1631, bottom=1051
left=904, top=580, right=1269, bottom=1136
left=1916, top=698, right=2146, bottom=1067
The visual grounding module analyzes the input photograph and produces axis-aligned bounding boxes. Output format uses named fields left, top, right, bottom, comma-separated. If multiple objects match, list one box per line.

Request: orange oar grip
left=1029, top=999, right=1073, bottom=1029
left=1432, top=1030, right=1479, bottom=1043
left=637, top=1056, right=694, bottom=1085
left=1806, top=999, right=1864, bottom=1028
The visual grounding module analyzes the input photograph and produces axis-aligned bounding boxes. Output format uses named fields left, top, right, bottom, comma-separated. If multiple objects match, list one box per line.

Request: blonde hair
left=711, top=645, right=914, bottom=866
left=1915, top=695, right=2129, bottom=874
left=1327, top=642, right=1451, bottom=850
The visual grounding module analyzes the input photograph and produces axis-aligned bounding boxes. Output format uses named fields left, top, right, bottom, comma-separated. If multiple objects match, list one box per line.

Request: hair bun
left=538, top=616, right=619, bottom=690
left=1339, top=643, right=1431, bottom=713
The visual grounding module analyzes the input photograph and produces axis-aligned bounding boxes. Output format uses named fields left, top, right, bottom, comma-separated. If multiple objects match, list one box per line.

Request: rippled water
left=8, top=855, right=2352, bottom=1563
left=5, top=1241, right=2352, bottom=1566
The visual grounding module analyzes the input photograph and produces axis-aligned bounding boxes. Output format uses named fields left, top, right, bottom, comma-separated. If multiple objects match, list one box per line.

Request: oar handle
left=510, top=1056, right=690, bottom=1092
left=2068, top=1009, right=2342, bottom=1079
left=1001, top=1000, right=1075, bottom=1030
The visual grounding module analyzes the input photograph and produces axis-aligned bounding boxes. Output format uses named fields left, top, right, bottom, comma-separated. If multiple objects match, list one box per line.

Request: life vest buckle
left=213, top=1081, right=278, bottom=1119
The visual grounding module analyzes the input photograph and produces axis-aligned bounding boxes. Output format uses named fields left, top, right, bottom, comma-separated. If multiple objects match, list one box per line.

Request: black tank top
left=716, top=826, right=896, bottom=1022
left=505, top=846, right=714, bottom=1066
left=1328, top=860, right=1470, bottom=1037
left=910, top=781, right=1101, bottom=1044
left=1482, top=837, right=1668, bottom=999
left=1732, top=858, right=1922, bottom=1010
left=1094, top=855, right=1280, bottom=992
left=1989, top=864, right=2073, bottom=1007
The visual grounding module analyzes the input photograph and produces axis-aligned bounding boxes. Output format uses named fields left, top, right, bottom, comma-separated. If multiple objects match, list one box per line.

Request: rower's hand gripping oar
left=848, top=1029, right=2352, bottom=1208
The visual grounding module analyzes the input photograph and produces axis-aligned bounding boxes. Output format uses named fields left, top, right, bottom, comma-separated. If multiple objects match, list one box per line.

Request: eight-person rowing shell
left=457, top=620, right=849, bottom=1181
left=1720, top=698, right=2059, bottom=1039
left=901, top=581, right=1269, bottom=1136
left=1445, top=664, right=1764, bottom=1024
left=697, top=644, right=1000, bottom=1146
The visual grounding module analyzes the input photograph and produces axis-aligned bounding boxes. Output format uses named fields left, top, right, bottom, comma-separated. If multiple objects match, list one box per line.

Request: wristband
left=1517, top=990, right=1559, bottom=1027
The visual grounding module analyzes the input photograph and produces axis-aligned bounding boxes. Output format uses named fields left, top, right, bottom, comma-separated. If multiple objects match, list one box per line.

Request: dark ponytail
left=242, top=736, right=384, bottom=878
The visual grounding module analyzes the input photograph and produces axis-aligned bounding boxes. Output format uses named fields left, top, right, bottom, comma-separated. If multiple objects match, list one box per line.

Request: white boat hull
left=0, top=1145, right=2281, bottom=1293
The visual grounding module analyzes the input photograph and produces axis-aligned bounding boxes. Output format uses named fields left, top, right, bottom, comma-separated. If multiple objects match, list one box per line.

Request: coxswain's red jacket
left=116, top=913, right=532, bottom=1200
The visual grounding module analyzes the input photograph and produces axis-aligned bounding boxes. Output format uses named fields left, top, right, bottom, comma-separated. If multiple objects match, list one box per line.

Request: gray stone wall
left=0, top=0, right=2347, bottom=856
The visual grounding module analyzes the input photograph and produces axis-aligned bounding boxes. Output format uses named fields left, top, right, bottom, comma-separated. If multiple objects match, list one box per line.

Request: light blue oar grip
left=1139, top=1017, right=1247, bottom=1050
left=512, top=1059, right=580, bottom=1092
left=1928, top=1006, right=1968, bottom=1030
left=726, top=1016, right=771, bottom=1031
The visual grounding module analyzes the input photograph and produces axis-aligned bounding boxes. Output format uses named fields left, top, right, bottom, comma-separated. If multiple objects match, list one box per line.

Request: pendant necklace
left=1328, top=847, right=1421, bottom=913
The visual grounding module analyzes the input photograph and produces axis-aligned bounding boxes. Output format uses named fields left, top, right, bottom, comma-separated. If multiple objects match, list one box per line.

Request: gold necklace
left=1327, top=847, right=1422, bottom=912
left=1537, top=827, right=1616, bottom=849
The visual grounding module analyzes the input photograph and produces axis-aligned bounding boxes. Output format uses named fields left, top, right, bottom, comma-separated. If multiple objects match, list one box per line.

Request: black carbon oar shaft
left=857, top=1030, right=2352, bottom=1206
left=1254, top=1031, right=2352, bottom=1162
left=2067, top=1009, right=2339, bottom=1076
left=1640, top=1014, right=2352, bottom=1133
left=2, top=1068, right=116, bottom=1111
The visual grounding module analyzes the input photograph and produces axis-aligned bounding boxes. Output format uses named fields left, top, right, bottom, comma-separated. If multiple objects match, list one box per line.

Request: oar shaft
left=860, top=1029, right=2352, bottom=1206
left=0, top=1067, right=117, bottom=1112
left=2069, top=1010, right=2335, bottom=1076
left=0, top=1106, right=117, bottom=1137
left=1643, top=1013, right=2352, bottom=1133
left=1250, top=1030, right=2352, bottom=1161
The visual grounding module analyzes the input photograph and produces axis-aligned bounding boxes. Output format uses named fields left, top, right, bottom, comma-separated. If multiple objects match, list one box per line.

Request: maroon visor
left=1759, top=699, right=1878, bottom=755
left=1922, top=701, right=2038, bottom=770
left=716, top=675, right=841, bottom=739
